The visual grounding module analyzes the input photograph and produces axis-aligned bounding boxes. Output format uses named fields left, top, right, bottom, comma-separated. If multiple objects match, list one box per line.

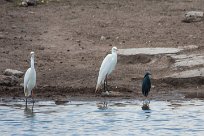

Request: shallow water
left=0, top=100, right=204, bottom=136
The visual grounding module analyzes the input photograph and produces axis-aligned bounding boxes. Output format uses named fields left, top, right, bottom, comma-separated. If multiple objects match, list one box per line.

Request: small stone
left=21, top=1, right=28, bottom=6
left=76, top=40, right=81, bottom=43
left=4, top=69, right=24, bottom=78
left=100, top=36, right=106, bottom=41
left=101, top=91, right=110, bottom=96
left=11, top=25, right=17, bottom=29
left=28, top=11, right=35, bottom=14
left=26, top=0, right=37, bottom=6
left=101, top=91, right=123, bottom=97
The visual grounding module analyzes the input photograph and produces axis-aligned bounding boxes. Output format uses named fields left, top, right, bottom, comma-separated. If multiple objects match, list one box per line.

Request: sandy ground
left=0, top=0, right=204, bottom=101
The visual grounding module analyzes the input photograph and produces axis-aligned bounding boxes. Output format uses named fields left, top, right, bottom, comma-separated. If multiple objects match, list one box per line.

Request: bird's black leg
left=105, top=75, right=108, bottom=91
left=31, top=90, right=35, bottom=110
left=32, top=96, right=35, bottom=105
left=103, top=80, right=106, bottom=92
left=26, top=97, right=28, bottom=108
left=32, top=96, right=35, bottom=111
left=103, top=75, right=108, bottom=92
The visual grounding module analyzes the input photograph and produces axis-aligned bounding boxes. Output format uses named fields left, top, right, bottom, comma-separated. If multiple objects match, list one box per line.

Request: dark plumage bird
left=142, top=72, right=151, bottom=97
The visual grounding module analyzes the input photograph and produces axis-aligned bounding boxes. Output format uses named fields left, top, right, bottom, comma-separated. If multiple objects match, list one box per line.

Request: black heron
left=141, top=72, right=151, bottom=108
left=142, top=72, right=151, bottom=97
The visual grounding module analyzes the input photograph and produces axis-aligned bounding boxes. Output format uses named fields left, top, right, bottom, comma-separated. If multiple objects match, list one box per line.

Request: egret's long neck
left=31, top=56, right=35, bottom=69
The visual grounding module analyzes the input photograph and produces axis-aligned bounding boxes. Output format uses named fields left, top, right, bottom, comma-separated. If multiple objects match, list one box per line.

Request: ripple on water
left=0, top=100, right=204, bottom=135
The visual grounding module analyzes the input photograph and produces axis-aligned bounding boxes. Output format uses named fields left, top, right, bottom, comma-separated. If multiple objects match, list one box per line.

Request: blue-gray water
left=0, top=100, right=204, bottom=136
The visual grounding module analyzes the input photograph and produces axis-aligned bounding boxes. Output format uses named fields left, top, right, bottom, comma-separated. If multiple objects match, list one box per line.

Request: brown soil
left=0, top=0, right=204, bottom=101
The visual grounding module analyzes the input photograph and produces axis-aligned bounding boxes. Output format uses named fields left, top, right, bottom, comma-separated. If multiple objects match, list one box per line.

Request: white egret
left=24, top=51, right=36, bottom=107
left=95, top=47, right=118, bottom=93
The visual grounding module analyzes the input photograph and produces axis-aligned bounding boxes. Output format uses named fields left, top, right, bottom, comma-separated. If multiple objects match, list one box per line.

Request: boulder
left=4, top=69, right=24, bottom=78
left=183, top=11, right=204, bottom=23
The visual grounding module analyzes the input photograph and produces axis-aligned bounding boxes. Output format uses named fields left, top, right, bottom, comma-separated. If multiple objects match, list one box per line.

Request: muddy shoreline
left=1, top=77, right=204, bottom=101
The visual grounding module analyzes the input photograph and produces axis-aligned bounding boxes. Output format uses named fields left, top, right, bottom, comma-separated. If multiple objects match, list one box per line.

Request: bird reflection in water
left=96, top=101, right=108, bottom=110
left=24, top=105, right=35, bottom=118
left=141, top=101, right=151, bottom=119
left=142, top=101, right=150, bottom=110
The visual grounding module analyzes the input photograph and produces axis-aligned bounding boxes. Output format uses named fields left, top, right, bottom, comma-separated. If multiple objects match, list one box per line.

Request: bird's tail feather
left=95, top=76, right=104, bottom=93
left=95, top=84, right=100, bottom=93
left=24, top=87, right=31, bottom=97
left=24, top=89, right=29, bottom=97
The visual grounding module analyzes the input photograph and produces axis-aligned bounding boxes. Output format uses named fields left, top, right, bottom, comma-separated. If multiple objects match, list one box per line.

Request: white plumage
left=24, top=51, right=36, bottom=106
left=95, top=47, right=118, bottom=92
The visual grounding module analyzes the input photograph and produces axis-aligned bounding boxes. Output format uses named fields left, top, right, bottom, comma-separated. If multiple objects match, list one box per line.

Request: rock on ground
left=21, top=0, right=37, bottom=6
left=183, top=11, right=204, bottom=23
left=4, top=69, right=24, bottom=78
left=0, top=75, right=19, bottom=87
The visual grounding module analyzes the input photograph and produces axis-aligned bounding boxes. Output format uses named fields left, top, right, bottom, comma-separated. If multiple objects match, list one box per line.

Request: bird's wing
left=33, top=68, right=37, bottom=87
left=24, top=68, right=31, bottom=96
left=96, top=54, right=112, bottom=90
left=99, top=54, right=112, bottom=74
left=108, top=54, right=117, bottom=75
left=142, top=76, right=151, bottom=96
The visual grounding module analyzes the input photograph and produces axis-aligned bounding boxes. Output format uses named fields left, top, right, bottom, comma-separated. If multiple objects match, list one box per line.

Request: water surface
left=0, top=100, right=204, bottom=136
